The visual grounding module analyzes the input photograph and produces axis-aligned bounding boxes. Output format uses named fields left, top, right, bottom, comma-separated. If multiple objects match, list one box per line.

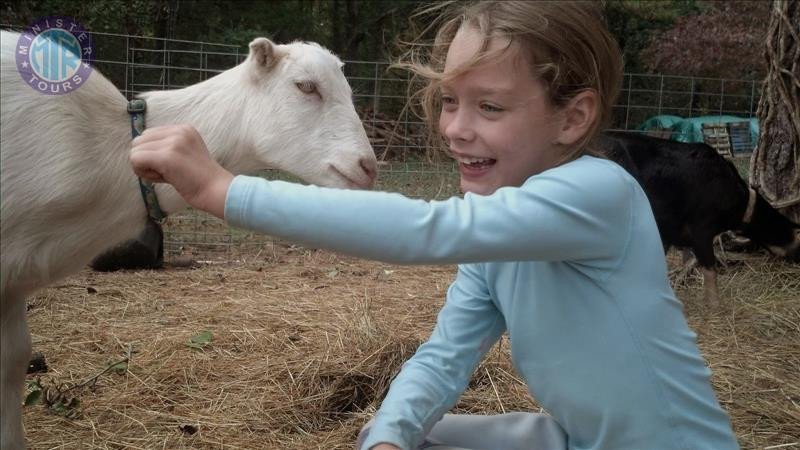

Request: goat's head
left=744, top=195, right=800, bottom=262
left=236, top=37, right=377, bottom=189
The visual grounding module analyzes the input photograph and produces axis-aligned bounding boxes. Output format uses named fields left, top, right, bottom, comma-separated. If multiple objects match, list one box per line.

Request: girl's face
left=439, top=25, right=567, bottom=195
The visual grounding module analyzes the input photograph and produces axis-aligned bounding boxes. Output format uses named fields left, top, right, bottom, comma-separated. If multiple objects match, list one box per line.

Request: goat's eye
left=296, top=81, right=318, bottom=95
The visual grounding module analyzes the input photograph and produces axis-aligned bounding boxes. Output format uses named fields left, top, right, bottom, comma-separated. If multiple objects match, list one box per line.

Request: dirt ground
left=21, top=241, right=800, bottom=449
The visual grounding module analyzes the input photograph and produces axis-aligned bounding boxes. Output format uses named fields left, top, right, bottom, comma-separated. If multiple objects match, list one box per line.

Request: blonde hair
left=394, top=1, right=623, bottom=164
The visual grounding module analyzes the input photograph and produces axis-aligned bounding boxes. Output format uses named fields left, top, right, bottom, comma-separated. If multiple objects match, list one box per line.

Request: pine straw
left=23, top=243, right=799, bottom=449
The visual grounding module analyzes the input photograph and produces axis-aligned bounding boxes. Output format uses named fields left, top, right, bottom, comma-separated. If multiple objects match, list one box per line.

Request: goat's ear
left=248, top=37, right=283, bottom=74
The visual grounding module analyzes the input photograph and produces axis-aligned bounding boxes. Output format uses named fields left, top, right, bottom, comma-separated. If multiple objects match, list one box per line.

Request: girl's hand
left=129, top=124, right=233, bottom=219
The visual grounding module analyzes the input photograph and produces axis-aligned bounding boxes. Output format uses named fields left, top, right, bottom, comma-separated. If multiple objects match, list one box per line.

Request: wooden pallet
left=727, top=121, right=753, bottom=154
left=702, top=123, right=732, bottom=157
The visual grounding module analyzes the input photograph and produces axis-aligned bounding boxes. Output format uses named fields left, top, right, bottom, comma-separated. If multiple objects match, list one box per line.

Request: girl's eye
left=296, top=81, right=318, bottom=95
left=480, top=103, right=503, bottom=113
left=441, top=95, right=456, bottom=105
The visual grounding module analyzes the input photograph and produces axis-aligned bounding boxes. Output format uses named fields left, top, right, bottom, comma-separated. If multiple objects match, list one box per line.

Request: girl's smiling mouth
left=451, top=152, right=497, bottom=177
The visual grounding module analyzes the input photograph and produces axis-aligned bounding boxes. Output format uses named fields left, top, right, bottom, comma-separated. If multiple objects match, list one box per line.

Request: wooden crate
left=702, top=123, right=732, bottom=157
left=727, top=121, right=753, bottom=154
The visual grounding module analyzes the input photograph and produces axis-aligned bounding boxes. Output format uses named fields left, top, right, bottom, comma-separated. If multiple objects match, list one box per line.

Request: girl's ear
left=553, top=90, right=598, bottom=146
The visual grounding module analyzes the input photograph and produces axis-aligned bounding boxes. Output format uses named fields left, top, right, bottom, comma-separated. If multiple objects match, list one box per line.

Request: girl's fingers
left=140, top=124, right=185, bottom=139
left=130, top=157, right=163, bottom=181
left=136, top=169, right=166, bottom=183
left=129, top=124, right=213, bottom=192
left=132, top=127, right=171, bottom=146
left=131, top=138, right=174, bottom=155
left=132, top=124, right=195, bottom=147
left=130, top=142, right=170, bottom=181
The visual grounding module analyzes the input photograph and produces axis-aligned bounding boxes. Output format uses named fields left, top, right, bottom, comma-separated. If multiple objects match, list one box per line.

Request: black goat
left=600, top=131, right=800, bottom=303
left=90, top=219, right=163, bottom=271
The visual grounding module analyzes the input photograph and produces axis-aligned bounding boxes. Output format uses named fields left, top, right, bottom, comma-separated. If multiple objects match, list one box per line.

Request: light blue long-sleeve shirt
left=224, top=156, right=739, bottom=450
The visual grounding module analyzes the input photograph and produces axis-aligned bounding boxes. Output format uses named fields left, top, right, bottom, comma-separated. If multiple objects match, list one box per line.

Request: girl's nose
left=440, top=109, right=476, bottom=143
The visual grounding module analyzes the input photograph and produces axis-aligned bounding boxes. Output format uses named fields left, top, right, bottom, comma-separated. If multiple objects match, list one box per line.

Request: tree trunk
left=750, top=0, right=800, bottom=223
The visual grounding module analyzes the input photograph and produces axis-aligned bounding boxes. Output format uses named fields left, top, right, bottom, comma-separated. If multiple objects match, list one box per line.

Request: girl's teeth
left=460, top=157, right=492, bottom=164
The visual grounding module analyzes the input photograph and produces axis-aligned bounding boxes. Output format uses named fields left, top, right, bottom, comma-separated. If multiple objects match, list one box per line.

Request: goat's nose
left=360, top=156, right=378, bottom=187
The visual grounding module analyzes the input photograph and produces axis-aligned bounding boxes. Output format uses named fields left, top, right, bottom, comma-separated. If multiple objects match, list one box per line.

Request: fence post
left=166, top=39, right=171, bottom=89
left=624, top=74, right=632, bottom=129
left=125, top=36, right=130, bottom=99
left=131, top=37, right=137, bottom=96
left=200, top=42, right=205, bottom=82
left=372, top=62, right=380, bottom=130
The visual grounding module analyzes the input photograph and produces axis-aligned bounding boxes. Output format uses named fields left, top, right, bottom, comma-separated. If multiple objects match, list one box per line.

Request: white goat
left=0, top=30, right=376, bottom=449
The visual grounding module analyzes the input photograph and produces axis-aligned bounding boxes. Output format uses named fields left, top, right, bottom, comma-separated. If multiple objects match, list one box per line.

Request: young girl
left=130, top=2, right=739, bottom=449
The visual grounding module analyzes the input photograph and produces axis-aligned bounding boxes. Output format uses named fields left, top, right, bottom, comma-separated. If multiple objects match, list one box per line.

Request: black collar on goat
left=128, top=99, right=166, bottom=222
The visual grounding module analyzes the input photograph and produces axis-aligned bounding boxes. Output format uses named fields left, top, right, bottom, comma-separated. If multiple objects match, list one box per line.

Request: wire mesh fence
left=3, top=28, right=759, bottom=260
left=614, top=73, right=759, bottom=130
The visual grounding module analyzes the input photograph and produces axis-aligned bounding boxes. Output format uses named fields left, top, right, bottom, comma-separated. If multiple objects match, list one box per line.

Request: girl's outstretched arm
left=224, top=162, right=633, bottom=265
left=131, top=124, right=635, bottom=266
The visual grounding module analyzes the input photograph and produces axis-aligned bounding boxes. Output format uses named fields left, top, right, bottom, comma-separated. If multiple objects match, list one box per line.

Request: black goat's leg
left=667, top=248, right=697, bottom=289
left=692, top=236, right=720, bottom=305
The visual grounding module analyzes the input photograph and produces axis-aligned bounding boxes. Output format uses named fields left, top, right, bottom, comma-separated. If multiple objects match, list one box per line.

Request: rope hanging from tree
left=749, top=0, right=800, bottom=211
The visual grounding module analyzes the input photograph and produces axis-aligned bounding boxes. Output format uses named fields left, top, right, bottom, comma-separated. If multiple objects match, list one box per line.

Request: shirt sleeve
left=224, top=158, right=634, bottom=265
left=360, top=263, right=506, bottom=450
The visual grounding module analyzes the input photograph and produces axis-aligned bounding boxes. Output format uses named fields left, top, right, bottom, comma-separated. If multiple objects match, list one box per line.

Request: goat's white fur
left=0, top=31, right=375, bottom=449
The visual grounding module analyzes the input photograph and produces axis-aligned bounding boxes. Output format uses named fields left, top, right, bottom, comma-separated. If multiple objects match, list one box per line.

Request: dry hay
left=21, top=242, right=799, bottom=449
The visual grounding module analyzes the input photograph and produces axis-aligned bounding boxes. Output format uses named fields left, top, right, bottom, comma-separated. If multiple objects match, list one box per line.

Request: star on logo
left=82, top=62, right=91, bottom=70
left=21, top=61, right=28, bottom=68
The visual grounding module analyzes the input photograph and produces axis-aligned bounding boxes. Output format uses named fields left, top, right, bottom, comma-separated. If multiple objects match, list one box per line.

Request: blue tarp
left=669, top=116, right=759, bottom=144
left=637, top=115, right=685, bottom=132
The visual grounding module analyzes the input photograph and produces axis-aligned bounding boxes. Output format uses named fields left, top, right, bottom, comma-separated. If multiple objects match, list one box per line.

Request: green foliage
left=3, top=0, right=713, bottom=144
left=639, top=1, right=771, bottom=79
left=24, top=379, right=43, bottom=406
left=23, top=378, right=82, bottom=418
left=186, top=330, right=213, bottom=349
left=603, top=0, right=701, bottom=73
left=21, top=356, right=130, bottom=419
left=2, top=0, right=157, bottom=34
left=49, top=397, right=81, bottom=418
left=107, top=359, right=129, bottom=375
left=1, top=0, right=717, bottom=75
left=3, top=0, right=425, bottom=62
